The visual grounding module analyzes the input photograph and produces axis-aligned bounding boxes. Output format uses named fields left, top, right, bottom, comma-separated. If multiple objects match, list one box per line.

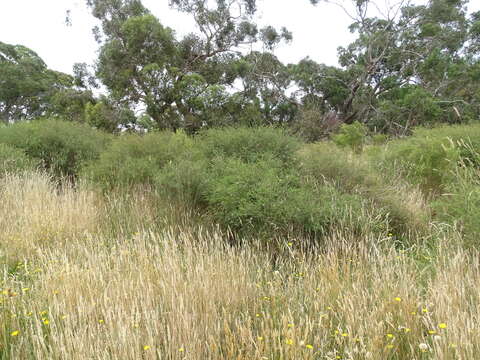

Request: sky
left=0, top=1, right=478, bottom=75
left=0, top=0, right=356, bottom=74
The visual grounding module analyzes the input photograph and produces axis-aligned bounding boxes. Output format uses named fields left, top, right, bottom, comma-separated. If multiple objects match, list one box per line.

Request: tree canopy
left=2, top=0, right=480, bottom=136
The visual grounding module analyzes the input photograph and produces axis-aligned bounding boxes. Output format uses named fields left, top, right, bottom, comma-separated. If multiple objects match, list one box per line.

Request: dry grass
left=0, top=172, right=479, bottom=359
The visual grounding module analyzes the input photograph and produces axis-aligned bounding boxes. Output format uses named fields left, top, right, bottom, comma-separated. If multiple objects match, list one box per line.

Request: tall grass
left=0, top=173, right=480, bottom=360
left=0, top=172, right=478, bottom=359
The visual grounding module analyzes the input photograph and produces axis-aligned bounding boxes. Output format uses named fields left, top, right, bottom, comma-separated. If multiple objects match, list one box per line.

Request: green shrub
left=197, top=126, right=301, bottom=163
left=0, top=119, right=110, bottom=178
left=0, top=144, right=37, bottom=175
left=298, top=143, right=429, bottom=236
left=157, top=152, right=377, bottom=240
left=332, top=121, right=367, bottom=153
left=379, top=124, right=480, bottom=192
left=155, top=157, right=208, bottom=204
left=371, top=134, right=389, bottom=145
left=433, top=166, right=480, bottom=248
left=84, top=131, right=194, bottom=189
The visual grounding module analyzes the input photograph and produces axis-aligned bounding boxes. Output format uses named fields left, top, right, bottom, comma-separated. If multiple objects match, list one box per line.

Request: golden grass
left=0, top=172, right=478, bottom=359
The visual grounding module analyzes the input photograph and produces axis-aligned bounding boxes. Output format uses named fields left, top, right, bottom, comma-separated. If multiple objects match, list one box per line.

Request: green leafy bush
left=0, top=144, right=37, bottom=175
left=0, top=119, right=110, bottom=178
left=197, top=126, right=301, bottom=163
left=298, top=143, right=429, bottom=236
left=332, top=121, right=367, bottom=153
left=84, top=131, right=193, bottom=189
left=379, top=124, right=480, bottom=192
left=433, top=166, right=480, bottom=248
left=157, top=150, right=377, bottom=240
left=155, top=157, right=208, bottom=204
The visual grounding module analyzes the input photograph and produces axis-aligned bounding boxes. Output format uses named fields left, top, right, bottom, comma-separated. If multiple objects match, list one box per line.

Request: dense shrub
left=84, top=131, right=194, bottom=189
left=431, top=144, right=480, bottom=247
left=156, top=157, right=208, bottom=204
left=332, top=121, right=367, bottom=153
left=0, top=144, right=37, bottom=175
left=298, top=143, right=429, bottom=235
left=197, top=126, right=301, bottom=163
left=0, top=119, right=110, bottom=178
left=379, top=124, right=480, bottom=192
left=157, top=147, right=379, bottom=240
left=205, top=156, right=374, bottom=236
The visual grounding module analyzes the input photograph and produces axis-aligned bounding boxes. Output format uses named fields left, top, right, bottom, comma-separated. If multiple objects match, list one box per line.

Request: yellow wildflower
left=10, top=330, right=19, bottom=337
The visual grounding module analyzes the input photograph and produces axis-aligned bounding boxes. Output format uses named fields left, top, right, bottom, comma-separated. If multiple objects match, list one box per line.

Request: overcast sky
left=0, top=0, right=357, bottom=74
left=0, top=1, right=478, bottom=75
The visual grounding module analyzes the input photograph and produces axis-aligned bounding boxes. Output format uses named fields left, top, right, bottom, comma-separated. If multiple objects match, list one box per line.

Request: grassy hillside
left=1, top=122, right=480, bottom=359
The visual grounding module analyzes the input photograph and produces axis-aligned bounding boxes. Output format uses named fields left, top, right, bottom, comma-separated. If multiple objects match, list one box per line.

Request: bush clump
left=197, top=126, right=301, bottom=163
left=156, top=127, right=384, bottom=241
left=0, top=144, right=38, bottom=175
left=379, top=124, right=480, bottom=193
left=298, top=143, right=429, bottom=236
left=332, top=121, right=367, bottom=153
left=84, top=131, right=194, bottom=189
left=433, top=151, right=480, bottom=247
left=0, top=119, right=110, bottom=178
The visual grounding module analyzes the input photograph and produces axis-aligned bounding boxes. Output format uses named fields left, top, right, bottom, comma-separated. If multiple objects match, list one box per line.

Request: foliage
left=304, top=0, right=480, bottom=134
left=85, top=97, right=136, bottom=132
left=332, top=121, right=367, bottom=153
left=49, top=88, right=95, bottom=123
left=87, top=0, right=291, bottom=131
left=0, top=119, right=110, bottom=178
left=433, top=165, right=480, bottom=248
left=379, top=124, right=480, bottom=192
left=84, top=130, right=193, bottom=189
left=298, top=143, right=429, bottom=236
left=202, top=156, right=366, bottom=237
left=0, top=143, right=37, bottom=175
left=156, top=127, right=382, bottom=241
left=0, top=41, right=91, bottom=123
left=197, top=126, right=301, bottom=163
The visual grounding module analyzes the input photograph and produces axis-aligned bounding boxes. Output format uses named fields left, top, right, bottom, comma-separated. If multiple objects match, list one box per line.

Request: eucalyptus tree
left=86, top=0, right=291, bottom=131
left=0, top=42, right=80, bottom=123
left=306, top=0, right=480, bottom=134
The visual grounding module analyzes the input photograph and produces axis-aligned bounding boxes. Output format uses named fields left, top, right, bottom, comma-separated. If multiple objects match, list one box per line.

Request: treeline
left=1, top=0, right=480, bottom=137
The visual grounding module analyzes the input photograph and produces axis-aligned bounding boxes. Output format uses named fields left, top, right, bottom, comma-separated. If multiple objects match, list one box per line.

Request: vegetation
left=0, top=143, right=38, bottom=175
left=0, top=168, right=478, bottom=359
left=1, top=0, right=480, bottom=358
left=0, top=119, right=110, bottom=178
left=0, top=119, right=478, bottom=359
left=3, top=0, right=480, bottom=136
